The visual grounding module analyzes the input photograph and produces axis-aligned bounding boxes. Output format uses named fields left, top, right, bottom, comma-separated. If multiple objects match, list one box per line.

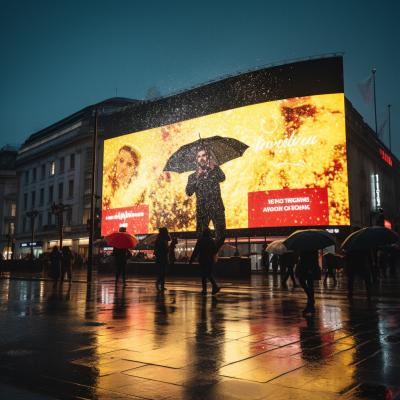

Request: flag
left=377, top=118, right=388, bottom=138
left=357, top=74, right=373, bottom=104
left=377, top=110, right=389, bottom=139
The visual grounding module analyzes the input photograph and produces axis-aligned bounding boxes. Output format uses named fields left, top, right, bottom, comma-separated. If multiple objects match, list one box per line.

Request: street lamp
left=51, top=202, right=71, bottom=248
left=26, top=209, right=39, bottom=260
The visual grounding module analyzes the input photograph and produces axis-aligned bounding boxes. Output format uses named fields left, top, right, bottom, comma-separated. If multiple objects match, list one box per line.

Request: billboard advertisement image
left=102, top=92, right=349, bottom=236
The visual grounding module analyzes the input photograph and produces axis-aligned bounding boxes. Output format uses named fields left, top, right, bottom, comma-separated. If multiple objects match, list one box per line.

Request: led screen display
left=102, top=92, right=349, bottom=235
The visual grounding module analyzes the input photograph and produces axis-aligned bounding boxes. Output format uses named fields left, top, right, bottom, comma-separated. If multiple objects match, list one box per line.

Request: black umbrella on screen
left=163, top=135, right=249, bottom=173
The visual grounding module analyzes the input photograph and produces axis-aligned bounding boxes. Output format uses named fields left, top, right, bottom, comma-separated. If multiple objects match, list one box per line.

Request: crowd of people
left=261, top=244, right=399, bottom=315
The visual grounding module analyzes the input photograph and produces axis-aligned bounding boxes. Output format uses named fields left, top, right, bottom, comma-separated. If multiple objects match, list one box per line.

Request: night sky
left=0, top=0, right=398, bottom=155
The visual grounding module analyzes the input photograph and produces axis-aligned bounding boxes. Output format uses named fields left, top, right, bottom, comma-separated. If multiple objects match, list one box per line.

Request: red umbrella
left=106, top=232, right=138, bottom=249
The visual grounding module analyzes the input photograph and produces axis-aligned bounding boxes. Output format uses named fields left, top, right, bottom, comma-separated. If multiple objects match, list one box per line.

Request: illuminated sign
left=371, top=173, right=381, bottom=210
left=20, top=241, right=43, bottom=248
left=379, top=148, right=393, bottom=167
left=102, top=93, right=349, bottom=235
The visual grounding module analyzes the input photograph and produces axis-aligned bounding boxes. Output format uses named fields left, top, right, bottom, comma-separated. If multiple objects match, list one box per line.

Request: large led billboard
left=102, top=75, right=349, bottom=236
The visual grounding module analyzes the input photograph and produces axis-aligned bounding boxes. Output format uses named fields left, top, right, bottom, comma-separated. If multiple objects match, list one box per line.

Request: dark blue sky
left=1, top=0, right=399, bottom=155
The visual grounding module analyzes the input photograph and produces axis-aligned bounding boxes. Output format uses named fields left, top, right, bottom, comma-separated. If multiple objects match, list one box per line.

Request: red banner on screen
left=101, top=205, right=149, bottom=236
left=248, top=187, right=329, bottom=227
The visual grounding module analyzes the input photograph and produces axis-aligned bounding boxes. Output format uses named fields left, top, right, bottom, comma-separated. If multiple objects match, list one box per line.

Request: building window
left=66, top=208, right=72, bottom=226
left=50, top=161, right=55, bottom=176
left=59, top=157, right=65, bottom=174
left=39, top=188, right=44, bottom=206
left=70, top=153, right=75, bottom=169
left=23, top=217, right=27, bottom=233
left=38, top=213, right=43, bottom=229
left=41, top=164, right=46, bottom=180
left=58, top=182, right=63, bottom=200
left=47, top=212, right=52, bottom=225
left=23, top=193, right=28, bottom=210
left=32, top=167, right=37, bottom=182
left=10, top=203, right=16, bottom=217
left=48, top=185, right=54, bottom=203
left=68, top=179, right=74, bottom=198
left=31, top=191, right=36, bottom=207
left=24, top=170, right=29, bottom=184
left=9, top=222, right=15, bottom=235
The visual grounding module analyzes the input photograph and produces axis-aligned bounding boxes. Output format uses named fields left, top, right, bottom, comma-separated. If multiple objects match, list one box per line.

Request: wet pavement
left=1, top=273, right=400, bottom=399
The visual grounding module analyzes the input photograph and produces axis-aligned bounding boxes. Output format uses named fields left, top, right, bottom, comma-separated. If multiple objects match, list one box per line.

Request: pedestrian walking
left=169, top=237, right=178, bottom=267
left=113, top=247, right=128, bottom=284
left=50, top=246, right=61, bottom=287
left=61, top=246, right=73, bottom=283
left=189, top=227, right=220, bottom=295
left=271, top=253, right=280, bottom=275
left=323, top=253, right=339, bottom=287
left=154, top=227, right=170, bottom=292
left=345, top=250, right=372, bottom=299
left=281, top=252, right=298, bottom=288
left=296, top=250, right=321, bottom=315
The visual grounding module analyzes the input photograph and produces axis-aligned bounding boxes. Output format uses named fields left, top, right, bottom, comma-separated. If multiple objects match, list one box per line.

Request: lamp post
left=51, top=202, right=71, bottom=249
left=87, top=108, right=98, bottom=283
left=26, top=209, right=39, bottom=260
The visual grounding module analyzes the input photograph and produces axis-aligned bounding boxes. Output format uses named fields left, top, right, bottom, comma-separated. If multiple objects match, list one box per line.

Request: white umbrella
left=266, top=240, right=289, bottom=255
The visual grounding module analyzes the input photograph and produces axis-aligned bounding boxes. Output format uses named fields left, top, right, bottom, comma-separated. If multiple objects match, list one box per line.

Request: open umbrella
left=284, top=229, right=336, bottom=251
left=106, top=232, right=138, bottom=249
left=135, top=234, right=158, bottom=250
left=341, top=226, right=399, bottom=252
left=94, top=238, right=108, bottom=247
left=163, top=135, right=249, bottom=173
left=266, top=240, right=289, bottom=255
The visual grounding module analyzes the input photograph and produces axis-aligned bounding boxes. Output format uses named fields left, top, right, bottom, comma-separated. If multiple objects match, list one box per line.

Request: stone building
left=14, top=98, right=139, bottom=259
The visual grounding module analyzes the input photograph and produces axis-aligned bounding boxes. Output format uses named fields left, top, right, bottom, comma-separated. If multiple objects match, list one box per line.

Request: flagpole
left=388, top=104, right=392, bottom=151
left=372, top=67, right=378, bottom=135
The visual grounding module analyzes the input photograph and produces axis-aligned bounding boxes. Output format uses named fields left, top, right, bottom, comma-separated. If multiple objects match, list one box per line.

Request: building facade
left=346, top=99, right=400, bottom=231
left=0, top=146, right=18, bottom=259
left=14, top=98, right=139, bottom=259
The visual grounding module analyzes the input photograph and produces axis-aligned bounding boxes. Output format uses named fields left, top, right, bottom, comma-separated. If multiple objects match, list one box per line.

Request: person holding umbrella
left=107, top=226, right=138, bottom=285
left=283, top=230, right=335, bottom=315
left=164, top=135, right=248, bottom=246
left=189, top=227, right=221, bottom=295
left=296, top=250, right=320, bottom=315
left=154, top=227, right=171, bottom=292
left=185, top=147, right=226, bottom=244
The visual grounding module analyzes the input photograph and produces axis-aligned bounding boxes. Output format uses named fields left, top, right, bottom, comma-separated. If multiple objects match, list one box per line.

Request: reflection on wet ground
left=0, top=274, right=400, bottom=399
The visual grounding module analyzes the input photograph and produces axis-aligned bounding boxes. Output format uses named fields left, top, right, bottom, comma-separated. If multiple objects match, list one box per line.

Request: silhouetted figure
left=281, top=252, right=298, bottom=288
left=345, top=250, right=372, bottom=299
left=296, top=250, right=320, bottom=315
left=113, top=247, right=128, bottom=284
left=169, top=237, right=178, bottom=266
left=270, top=254, right=280, bottom=275
left=154, top=227, right=170, bottom=292
left=261, top=244, right=270, bottom=273
left=323, top=253, right=339, bottom=287
left=190, top=227, right=220, bottom=295
left=50, top=246, right=61, bottom=287
left=61, top=246, right=73, bottom=283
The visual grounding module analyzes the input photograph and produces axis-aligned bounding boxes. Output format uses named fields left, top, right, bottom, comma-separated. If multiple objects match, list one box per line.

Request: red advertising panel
left=248, top=188, right=329, bottom=227
left=101, top=205, right=149, bottom=236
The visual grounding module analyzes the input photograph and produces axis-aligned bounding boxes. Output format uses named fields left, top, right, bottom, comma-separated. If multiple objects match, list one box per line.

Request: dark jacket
left=154, top=237, right=169, bottom=264
left=61, top=247, right=73, bottom=267
left=113, top=248, right=128, bottom=266
left=186, top=166, right=225, bottom=214
left=296, top=250, right=320, bottom=280
left=190, top=236, right=218, bottom=266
